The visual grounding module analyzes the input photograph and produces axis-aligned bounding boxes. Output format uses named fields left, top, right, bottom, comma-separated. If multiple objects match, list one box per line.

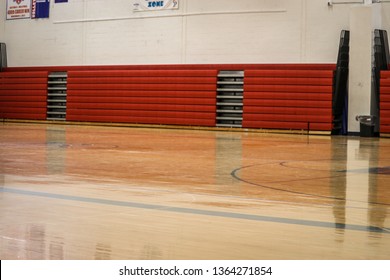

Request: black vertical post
left=332, top=30, right=350, bottom=135
left=0, top=43, right=7, bottom=72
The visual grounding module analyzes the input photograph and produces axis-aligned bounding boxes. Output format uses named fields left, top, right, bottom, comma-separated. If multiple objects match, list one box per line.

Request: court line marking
left=231, top=164, right=390, bottom=206
left=1, top=187, right=388, bottom=234
left=231, top=164, right=346, bottom=200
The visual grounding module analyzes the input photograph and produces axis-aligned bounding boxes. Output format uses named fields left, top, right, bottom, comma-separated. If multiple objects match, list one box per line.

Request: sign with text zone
left=133, top=0, right=179, bottom=11
left=6, top=0, right=32, bottom=20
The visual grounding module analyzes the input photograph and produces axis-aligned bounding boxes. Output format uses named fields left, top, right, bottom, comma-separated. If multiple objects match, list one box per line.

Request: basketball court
left=1, top=122, right=389, bottom=259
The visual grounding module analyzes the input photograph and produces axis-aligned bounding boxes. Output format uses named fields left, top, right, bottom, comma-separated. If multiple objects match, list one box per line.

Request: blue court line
left=1, top=187, right=389, bottom=234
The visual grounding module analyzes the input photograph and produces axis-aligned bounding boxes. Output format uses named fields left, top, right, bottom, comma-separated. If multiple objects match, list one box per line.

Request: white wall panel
left=305, top=1, right=351, bottom=62
left=383, top=4, right=390, bottom=36
left=0, top=0, right=386, bottom=66
left=84, top=17, right=183, bottom=65
left=184, top=12, right=301, bottom=63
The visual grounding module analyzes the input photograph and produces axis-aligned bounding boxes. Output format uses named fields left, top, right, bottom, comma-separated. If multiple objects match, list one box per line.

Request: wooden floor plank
left=0, top=123, right=389, bottom=259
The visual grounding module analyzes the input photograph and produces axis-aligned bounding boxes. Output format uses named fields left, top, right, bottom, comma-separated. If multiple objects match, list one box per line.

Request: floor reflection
left=215, top=134, right=242, bottom=187
left=26, top=224, right=46, bottom=259
left=139, top=244, right=163, bottom=260
left=49, top=238, right=65, bottom=260
left=94, top=243, right=112, bottom=260
left=46, top=127, right=67, bottom=174
left=331, top=137, right=347, bottom=237
left=334, top=138, right=389, bottom=239
left=0, top=123, right=389, bottom=259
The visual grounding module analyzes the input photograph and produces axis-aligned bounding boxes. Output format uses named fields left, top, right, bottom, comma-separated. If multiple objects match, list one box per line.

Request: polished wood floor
left=0, top=123, right=389, bottom=260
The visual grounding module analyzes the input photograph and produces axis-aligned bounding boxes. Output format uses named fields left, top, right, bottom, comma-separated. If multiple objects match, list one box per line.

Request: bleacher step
left=47, top=72, right=67, bottom=121
left=216, top=70, right=244, bottom=128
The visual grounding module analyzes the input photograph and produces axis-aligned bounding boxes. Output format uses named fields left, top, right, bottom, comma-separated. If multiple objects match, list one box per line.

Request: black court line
left=231, top=164, right=390, bottom=206
left=1, top=187, right=389, bottom=234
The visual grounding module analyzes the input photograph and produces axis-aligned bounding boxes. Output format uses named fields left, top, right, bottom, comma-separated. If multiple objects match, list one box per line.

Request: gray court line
left=1, top=187, right=388, bottom=234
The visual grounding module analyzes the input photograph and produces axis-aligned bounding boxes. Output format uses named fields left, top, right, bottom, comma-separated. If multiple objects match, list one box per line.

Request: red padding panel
left=245, top=77, right=333, bottom=86
left=243, top=67, right=334, bottom=131
left=69, top=103, right=214, bottom=112
left=0, top=96, right=47, bottom=102
left=0, top=90, right=47, bottom=96
left=380, top=110, right=390, bottom=118
left=381, top=87, right=390, bottom=94
left=68, top=70, right=218, bottom=78
left=0, top=72, right=48, bottom=78
left=381, top=126, right=390, bottom=133
left=0, top=84, right=47, bottom=90
left=380, top=70, right=390, bottom=134
left=244, top=85, right=332, bottom=94
left=0, top=107, right=47, bottom=114
left=68, top=96, right=216, bottom=105
left=66, top=69, right=217, bottom=126
left=380, top=91, right=390, bottom=101
left=381, top=102, right=390, bottom=110
left=68, top=83, right=216, bottom=91
left=381, top=79, right=390, bottom=86
left=245, top=107, right=332, bottom=116
left=381, top=71, right=390, bottom=79
left=0, top=71, right=48, bottom=120
left=67, top=90, right=215, bottom=98
left=245, top=92, right=332, bottom=101
left=244, top=100, right=331, bottom=108
left=0, top=113, right=47, bottom=119
left=67, top=109, right=214, bottom=119
left=0, top=102, right=45, bottom=108
left=66, top=115, right=215, bottom=126
left=244, top=114, right=331, bottom=123
left=244, top=120, right=332, bottom=131
left=245, top=70, right=334, bottom=78
left=68, top=77, right=216, bottom=84
left=0, top=78, right=48, bottom=84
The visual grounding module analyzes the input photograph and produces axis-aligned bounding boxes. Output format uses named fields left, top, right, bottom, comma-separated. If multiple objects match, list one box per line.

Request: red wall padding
left=0, top=71, right=48, bottom=120
left=1, top=64, right=338, bottom=131
left=66, top=70, right=217, bottom=126
left=243, top=69, right=334, bottom=131
left=380, top=70, right=390, bottom=133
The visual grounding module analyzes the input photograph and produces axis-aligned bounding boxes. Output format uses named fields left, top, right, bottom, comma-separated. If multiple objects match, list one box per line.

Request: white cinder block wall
left=0, top=0, right=389, bottom=67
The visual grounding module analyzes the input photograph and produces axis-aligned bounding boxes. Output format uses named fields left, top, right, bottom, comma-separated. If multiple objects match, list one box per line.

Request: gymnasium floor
left=0, top=122, right=389, bottom=260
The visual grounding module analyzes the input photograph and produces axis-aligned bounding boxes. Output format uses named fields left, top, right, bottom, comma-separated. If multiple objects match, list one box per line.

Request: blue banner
left=32, top=0, right=50, bottom=19
left=55, top=0, right=68, bottom=2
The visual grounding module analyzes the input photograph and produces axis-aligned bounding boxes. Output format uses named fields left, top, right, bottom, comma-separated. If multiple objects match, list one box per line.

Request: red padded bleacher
left=1, top=64, right=337, bottom=132
left=243, top=68, right=334, bottom=131
left=380, top=70, right=390, bottom=133
left=0, top=71, right=48, bottom=120
left=66, top=70, right=217, bottom=126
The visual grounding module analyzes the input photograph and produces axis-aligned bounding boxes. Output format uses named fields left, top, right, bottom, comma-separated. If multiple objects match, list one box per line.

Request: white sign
left=133, top=0, right=179, bottom=11
left=6, top=0, right=32, bottom=20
